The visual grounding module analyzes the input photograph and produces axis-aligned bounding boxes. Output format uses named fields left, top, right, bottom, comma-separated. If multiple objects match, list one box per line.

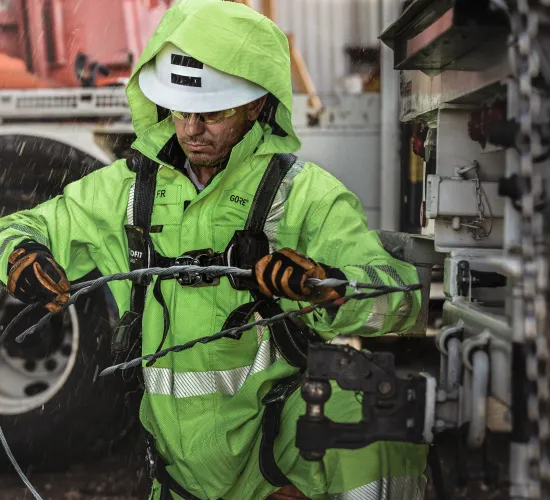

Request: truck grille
left=0, top=88, right=130, bottom=119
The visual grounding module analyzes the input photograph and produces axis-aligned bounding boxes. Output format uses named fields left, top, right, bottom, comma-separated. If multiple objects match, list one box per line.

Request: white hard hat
left=139, top=43, right=268, bottom=113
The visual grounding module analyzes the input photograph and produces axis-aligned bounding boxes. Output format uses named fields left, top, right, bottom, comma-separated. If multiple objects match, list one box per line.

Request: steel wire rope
left=0, top=426, right=43, bottom=499
left=0, top=265, right=420, bottom=346
left=99, top=282, right=421, bottom=376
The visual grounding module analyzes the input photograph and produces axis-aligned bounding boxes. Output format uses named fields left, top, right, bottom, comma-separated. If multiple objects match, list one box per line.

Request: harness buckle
left=146, top=443, right=157, bottom=479
left=224, top=230, right=270, bottom=290
left=174, top=249, right=221, bottom=287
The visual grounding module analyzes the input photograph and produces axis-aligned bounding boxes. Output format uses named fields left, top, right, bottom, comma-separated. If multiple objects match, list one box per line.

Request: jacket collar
left=132, top=119, right=266, bottom=177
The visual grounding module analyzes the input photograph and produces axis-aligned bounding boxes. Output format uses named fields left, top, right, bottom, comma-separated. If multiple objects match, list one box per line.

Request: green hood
left=126, top=0, right=301, bottom=165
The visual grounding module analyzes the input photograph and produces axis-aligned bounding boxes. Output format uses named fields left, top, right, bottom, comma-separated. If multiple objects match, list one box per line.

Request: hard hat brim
left=139, top=63, right=268, bottom=114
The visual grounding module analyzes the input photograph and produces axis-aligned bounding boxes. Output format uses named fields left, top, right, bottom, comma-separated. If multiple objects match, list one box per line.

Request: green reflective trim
left=0, top=224, right=49, bottom=260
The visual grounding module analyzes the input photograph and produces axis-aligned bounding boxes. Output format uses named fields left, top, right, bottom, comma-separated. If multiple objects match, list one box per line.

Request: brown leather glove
left=7, top=241, right=70, bottom=313
left=254, top=248, right=346, bottom=302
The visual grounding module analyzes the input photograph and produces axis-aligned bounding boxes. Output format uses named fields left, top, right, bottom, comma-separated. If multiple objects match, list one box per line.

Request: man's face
left=172, top=97, right=265, bottom=167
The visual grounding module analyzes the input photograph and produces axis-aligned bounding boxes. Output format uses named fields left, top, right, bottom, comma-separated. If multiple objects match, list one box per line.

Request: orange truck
left=0, top=0, right=169, bottom=468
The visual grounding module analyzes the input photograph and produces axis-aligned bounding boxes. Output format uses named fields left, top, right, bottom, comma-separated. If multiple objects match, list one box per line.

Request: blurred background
left=0, top=0, right=441, bottom=498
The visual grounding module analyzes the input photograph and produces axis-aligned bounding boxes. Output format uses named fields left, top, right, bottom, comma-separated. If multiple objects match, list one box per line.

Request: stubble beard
left=182, top=143, right=231, bottom=169
left=187, top=154, right=226, bottom=168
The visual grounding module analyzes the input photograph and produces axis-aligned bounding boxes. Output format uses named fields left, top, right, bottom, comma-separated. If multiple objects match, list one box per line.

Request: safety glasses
left=170, top=108, right=237, bottom=125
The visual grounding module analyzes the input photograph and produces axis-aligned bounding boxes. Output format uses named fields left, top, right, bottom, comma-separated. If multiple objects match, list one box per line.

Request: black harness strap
left=259, top=372, right=305, bottom=487
left=258, top=301, right=311, bottom=368
left=260, top=398, right=289, bottom=487
left=245, top=153, right=297, bottom=233
left=129, top=152, right=158, bottom=290
left=225, top=153, right=298, bottom=291
left=151, top=277, right=171, bottom=362
left=221, top=153, right=319, bottom=371
left=112, top=153, right=158, bottom=378
left=154, top=452, right=223, bottom=500
left=222, top=300, right=267, bottom=339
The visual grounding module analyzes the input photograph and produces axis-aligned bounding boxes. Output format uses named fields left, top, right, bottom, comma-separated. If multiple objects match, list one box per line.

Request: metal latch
left=174, top=248, right=221, bottom=287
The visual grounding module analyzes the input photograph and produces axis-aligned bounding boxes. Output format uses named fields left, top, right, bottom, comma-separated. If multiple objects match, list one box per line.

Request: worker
left=0, top=1, right=427, bottom=498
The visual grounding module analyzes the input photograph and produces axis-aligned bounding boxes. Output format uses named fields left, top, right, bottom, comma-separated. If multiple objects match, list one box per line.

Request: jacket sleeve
left=293, top=181, right=422, bottom=340
left=0, top=162, right=125, bottom=286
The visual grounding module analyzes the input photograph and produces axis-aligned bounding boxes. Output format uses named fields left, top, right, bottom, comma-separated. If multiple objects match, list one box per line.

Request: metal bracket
left=425, top=175, right=505, bottom=220
left=174, top=249, right=220, bottom=287
left=296, top=343, right=433, bottom=461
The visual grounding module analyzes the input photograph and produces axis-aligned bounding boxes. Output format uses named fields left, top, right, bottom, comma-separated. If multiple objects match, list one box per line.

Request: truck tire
left=0, top=135, right=137, bottom=469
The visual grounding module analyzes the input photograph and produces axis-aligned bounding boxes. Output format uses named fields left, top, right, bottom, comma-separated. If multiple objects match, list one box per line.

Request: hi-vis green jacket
left=0, top=1, right=425, bottom=498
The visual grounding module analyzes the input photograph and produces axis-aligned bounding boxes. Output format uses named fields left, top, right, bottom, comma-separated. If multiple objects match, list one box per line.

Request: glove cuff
left=14, top=240, right=52, bottom=254
left=8, top=240, right=52, bottom=273
left=319, top=263, right=347, bottom=298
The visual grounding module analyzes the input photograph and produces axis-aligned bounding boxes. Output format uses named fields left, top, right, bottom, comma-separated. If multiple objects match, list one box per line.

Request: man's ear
left=247, top=95, right=268, bottom=121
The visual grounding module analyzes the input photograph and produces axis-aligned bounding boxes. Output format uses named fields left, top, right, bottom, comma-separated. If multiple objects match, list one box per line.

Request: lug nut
left=24, top=360, right=36, bottom=372
left=45, top=359, right=57, bottom=372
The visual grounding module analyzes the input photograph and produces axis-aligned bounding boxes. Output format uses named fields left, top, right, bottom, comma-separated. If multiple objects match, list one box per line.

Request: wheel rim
left=0, top=294, right=79, bottom=415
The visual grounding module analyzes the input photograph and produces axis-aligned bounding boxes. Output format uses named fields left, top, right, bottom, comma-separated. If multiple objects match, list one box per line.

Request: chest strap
left=154, top=249, right=226, bottom=287
left=111, top=153, right=158, bottom=376
left=221, top=153, right=322, bottom=371
left=225, top=153, right=298, bottom=291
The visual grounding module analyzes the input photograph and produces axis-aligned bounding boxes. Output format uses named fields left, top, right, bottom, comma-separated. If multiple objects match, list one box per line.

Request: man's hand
left=7, top=241, right=70, bottom=313
left=254, top=248, right=346, bottom=302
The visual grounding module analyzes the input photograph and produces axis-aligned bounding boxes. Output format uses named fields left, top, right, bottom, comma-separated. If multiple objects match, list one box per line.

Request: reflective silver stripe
left=144, top=335, right=279, bottom=398
left=356, top=264, right=414, bottom=333
left=363, top=297, right=390, bottom=332
left=264, top=159, right=304, bottom=252
left=0, top=224, right=50, bottom=260
left=330, top=476, right=426, bottom=500
left=376, top=265, right=413, bottom=332
left=250, top=332, right=279, bottom=375
left=360, top=266, right=390, bottom=333
left=255, top=312, right=267, bottom=344
left=251, top=312, right=281, bottom=370
left=127, top=180, right=135, bottom=226
left=144, top=365, right=250, bottom=398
